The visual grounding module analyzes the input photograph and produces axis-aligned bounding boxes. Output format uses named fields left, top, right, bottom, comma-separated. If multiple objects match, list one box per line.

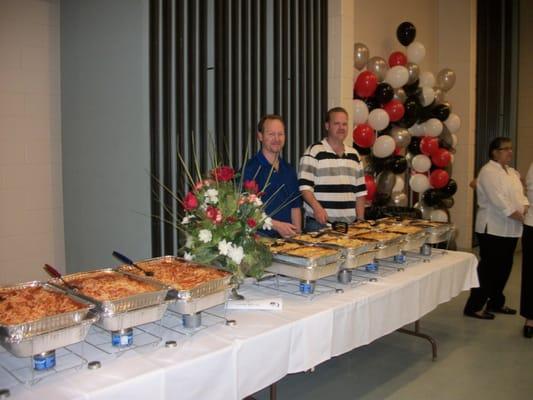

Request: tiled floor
left=254, top=251, right=532, bottom=400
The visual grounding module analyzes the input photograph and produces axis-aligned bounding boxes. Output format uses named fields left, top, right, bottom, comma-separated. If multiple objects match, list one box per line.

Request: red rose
left=243, top=179, right=259, bottom=194
left=211, top=166, right=235, bottom=182
left=206, top=206, right=221, bottom=223
left=246, top=218, right=257, bottom=228
left=183, top=192, right=198, bottom=211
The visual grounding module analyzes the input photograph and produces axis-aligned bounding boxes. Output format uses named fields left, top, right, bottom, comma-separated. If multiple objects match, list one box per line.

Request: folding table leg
left=397, top=320, right=438, bottom=361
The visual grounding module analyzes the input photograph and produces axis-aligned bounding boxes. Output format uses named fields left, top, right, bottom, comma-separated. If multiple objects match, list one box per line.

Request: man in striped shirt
left=298, top=107, right=367, bottom=231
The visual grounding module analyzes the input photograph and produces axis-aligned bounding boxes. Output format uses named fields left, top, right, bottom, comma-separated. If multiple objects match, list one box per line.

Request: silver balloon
left=390, top=127, right=412, bottom=148
left=439, top=126, right=453, bottom=149
left=390, top=192, right=408, bottom=207
left=393, top=88, right=407, bottom=103
left=414, top=201, right=433, bottom=219
left=354, top=43, right=370, bottom=70
left=376, top=170, right=396, bottom=196
left=436, top=68, right=456, bottom=92
left=406, top=62, right=420, bottom=85
left=405, top=151, right=415, bottom=167
left=366, top=56, right=388, bottom=82
left=440, top=197, right=455, bottom=209
left=433, top=87, right=445, bottom=104
left=441, top=101, right=452, bottom=112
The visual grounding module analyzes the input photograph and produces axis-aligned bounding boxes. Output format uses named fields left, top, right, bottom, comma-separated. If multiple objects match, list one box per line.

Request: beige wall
left=0, top=0, right=64, bottom=284
left=328, top=0, right=476, bottom=249
left=517, top=0, right=533, bottom=177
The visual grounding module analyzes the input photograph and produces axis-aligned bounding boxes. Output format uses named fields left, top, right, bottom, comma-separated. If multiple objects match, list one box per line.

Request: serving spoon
left=112, top=251, right=154, bottom=276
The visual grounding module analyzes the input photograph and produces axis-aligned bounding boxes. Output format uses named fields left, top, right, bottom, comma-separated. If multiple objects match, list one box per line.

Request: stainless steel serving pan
left=411, top=221, right=455, bottom=244
left=48, top=269, right=169, bottom=316
left=95, top=303, right=168, bottom=331
left=118, top=256, right=232, bottom=301
left=0, top=281, right=95, bottom=343
left=167, top=290, right=228, bottom=315
left=270, top=245, right=340, bottom=268
left=0, top=313, right=98, bottom=357
left=266, top=260, right=339, bottom=281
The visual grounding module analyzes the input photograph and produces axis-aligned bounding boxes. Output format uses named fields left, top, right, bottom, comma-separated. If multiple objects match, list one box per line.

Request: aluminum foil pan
left=48, top=269, right=169, bottom=316
left=0, top=281, right=95, bottom=343
left=118, top=256, right=232, bottom=301
left=96, top=303, right=168, bottom=331
left=412, top=222, right=455, bottom=244
left=266, top=260, right=339, bottom=281
left=400, top=231, right=428, bottom=251
left=0, top=313, right=98, bottom=357
left=271, top=245, right=340, bottom=268
left=167, top=290, right=228, bottom=315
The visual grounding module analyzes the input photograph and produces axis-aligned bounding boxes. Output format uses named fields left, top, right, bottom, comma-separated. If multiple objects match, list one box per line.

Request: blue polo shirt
left=242, top=151, right=302, bottom=238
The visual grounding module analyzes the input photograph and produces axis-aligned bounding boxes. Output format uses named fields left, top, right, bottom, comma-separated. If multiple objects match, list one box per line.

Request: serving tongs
left=43, top=263, right=80, bottom=291
left=112, top=251, right=154, bottom=276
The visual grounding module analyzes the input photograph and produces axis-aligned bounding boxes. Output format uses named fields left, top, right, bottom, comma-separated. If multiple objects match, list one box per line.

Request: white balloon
left=412, top=154, right=432, bottom=173
left=419, top=86, right=435, bottom=107
left=384, top=65, right=409, bottom=89
left=430, top=209, right=449, bottom=222
left=372, top=135, right=396, bottom=158
left=353, top=99, right=369, bottom=124
left=409, top=174, right=431, bottom=193
left=423, top=118, right=443, bottom=137
left=451, top=133, right=458, bottom=148
left=407, top=42, right=426, bottom=64
left=368, top=108, right=390, bottom=131
left=444, top=113, right=461, bottom=133
left=419, top=71, right=435, bottom=88
left=392, top=175, right=405, bottom=192
left=408, top=123, right=425, bottom=137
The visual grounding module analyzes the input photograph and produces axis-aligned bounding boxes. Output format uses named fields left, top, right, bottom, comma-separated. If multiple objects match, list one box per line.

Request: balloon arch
left=353, top=22, right=460, bottom=222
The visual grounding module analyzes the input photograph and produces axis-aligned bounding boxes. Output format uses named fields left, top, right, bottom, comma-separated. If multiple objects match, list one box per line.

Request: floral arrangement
left=179, top=165, right=273, bottom=280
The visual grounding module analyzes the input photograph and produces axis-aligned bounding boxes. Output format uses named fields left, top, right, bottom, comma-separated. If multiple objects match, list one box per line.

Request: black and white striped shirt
left=298, top=139, right=367, bottom=223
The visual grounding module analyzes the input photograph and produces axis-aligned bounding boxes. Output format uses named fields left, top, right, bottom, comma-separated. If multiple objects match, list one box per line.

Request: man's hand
left=510, top=210, right=524, bottom=223
left=313, top=205, right=328, bottom=225
left=272, top=220, right=301, bottom=238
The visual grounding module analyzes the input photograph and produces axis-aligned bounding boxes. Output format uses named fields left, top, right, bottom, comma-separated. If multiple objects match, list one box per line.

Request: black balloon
left=422, top=189, right=443, bottom=207
left=374, top=192, right=391, bottom=206
left=408, top=136, right=422, bottom=155
left=400, top=97, right=421, bottom=127
left=440, top=197, right=455, bottom=209
left=386, top=156, right=408, bottom=174
left=431, top=103, right=451, bottom=121
left=419, top=102, right=435, bottom=123
left=353, top=142, right=371, bottom=156
left=365, top=97, right=380, bottom=112
left=441, top=179, right=457, bottom=197
left=368, top=155, right=387, bottom=174
left=377, top=123, right=393, bottom=136
left=403, top=79, right=420, bottom=97
left=439, top=126, right=454, bottom=150
left=396, top=22, right=416, bottom=46
left=374, top=83, right=394, bottom=104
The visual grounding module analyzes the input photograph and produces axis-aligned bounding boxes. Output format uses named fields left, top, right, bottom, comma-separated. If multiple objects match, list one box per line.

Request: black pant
left=464, top=232, right=518, bottom=313
left=521, top=225, right=533, bottom=319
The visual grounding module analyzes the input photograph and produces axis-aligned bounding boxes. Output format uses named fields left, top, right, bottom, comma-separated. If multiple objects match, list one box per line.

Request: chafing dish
left=411, top=220, right=455, bottom=244
left=95, top=303, right=168, bottom=331
left=0, top=281, right=95, bottom=343
left=353, top=231, right=404, bottom=259
left=320, top=237, right=376, bottom=269
left=378, top=224, right=428, bottom=251
left=0, top=313, right=98, bottom=357
left=118, top=256, right=232, bottom=301
left=269, top=243, right=340, bottom=268
left=266, top=260, right=339, bottom=281
left=48, top=269, right=169, bottom=316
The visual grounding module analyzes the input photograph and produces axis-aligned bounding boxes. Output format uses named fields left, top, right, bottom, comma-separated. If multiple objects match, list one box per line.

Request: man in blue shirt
left=242, top=114, right=302, bottom=238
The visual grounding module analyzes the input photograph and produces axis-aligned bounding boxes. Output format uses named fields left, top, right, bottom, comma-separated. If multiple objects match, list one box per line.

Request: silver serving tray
left=0, top=281, right=95, bottom=343
left=96, top=303, right=168, bottom=331
left=167, top=290, right=228, bottom=315
left=0, top=313, right=98, bottom=357
left=49, top=269, right=169, bottom=316
left=118, top=256, right=232, bottom=300
left=266, top=260, right=339, bottom=281
left=412, top=222, right=455, bottom=244
left=271, top=245, right=340, bottom=268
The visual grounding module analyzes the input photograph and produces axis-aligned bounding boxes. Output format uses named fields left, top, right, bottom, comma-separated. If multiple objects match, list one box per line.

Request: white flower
left=253, top=197, right=263, bottom=206
left=262, top=213, right=273, bottom=230
left=198, top=229, right=212, bottom=243
left=184, top=252, right=193, bottom=261
left=218, top=239, right=232, bottom=256
left=205, top=188, right=219, bottom=204
left=182, top=216, right=191, bottom=224
left=185, top=234, right=193, bottom=248
left=228, top=245, right=244, bottom=265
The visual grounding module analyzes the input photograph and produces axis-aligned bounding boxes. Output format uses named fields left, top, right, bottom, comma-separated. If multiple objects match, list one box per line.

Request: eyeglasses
left=497, top=147, right=513, bottom=151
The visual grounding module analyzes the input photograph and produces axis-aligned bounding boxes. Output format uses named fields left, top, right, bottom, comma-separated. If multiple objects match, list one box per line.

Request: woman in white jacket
left=464, top=137, right=529, bottom=319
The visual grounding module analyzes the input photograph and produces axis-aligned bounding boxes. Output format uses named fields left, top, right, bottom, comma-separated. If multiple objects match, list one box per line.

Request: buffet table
left=4, top=250, right=478, bottom=400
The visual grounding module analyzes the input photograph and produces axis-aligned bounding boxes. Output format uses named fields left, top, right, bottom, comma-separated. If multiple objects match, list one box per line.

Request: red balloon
left=394, top=146, right=403, bottom=156
left=388, top=51, right=408, bottom=67
left=432, top=148, right=452, bottom=167
left=354, top=71, right=378, bottom=98
left=420, top=136, right=439, bottom=156
left=430, top=169, right=450, bottom=189
left=383, top=99, right=405, bottom=122
left=365, top=175, right=377, bottom=202
left=353, top=124, right=376, bottom=148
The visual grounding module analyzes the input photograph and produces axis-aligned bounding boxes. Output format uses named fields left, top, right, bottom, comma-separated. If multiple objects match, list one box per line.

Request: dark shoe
left=464, top=310, right=495, bottom=320
left=524, top=325, right=533, bottom=339
left=486, top=306, right=517, bottom=315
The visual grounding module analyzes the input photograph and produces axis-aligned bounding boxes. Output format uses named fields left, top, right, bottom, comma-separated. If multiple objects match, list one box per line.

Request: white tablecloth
left=13, top=251, right=478, bottom=400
